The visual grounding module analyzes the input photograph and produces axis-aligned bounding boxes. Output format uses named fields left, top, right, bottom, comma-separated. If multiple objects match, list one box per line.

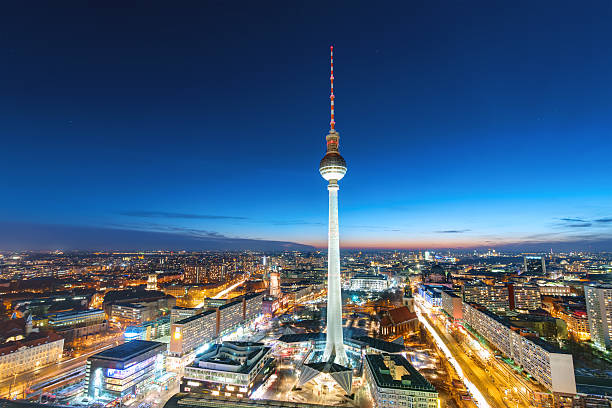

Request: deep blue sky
left=1, top=1, right=611, bottom=250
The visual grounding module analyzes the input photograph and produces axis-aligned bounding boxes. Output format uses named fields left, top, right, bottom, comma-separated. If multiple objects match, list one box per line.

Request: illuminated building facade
left=462, top=302, right=576, bottom=394
left=170, top=310, right=216, bottom=358
left=364, top=354, right=438, bottom=408
left=509, top=284, right=542, bottom=310
left=350, top=273, right=389, bottom=292
left=585, top=285, right=612, bottom=351
left=85, top=340, right=166, bottom=400
left=181, top=341, right=274, bottom=398
left=0, top=332, right=64, bottom=379
left=441, top=290, right=463, bottom=322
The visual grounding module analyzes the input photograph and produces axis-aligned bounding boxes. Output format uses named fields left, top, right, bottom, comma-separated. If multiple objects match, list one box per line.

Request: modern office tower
left=364, top=354, right=438, bottom=408
left=319, top=46, right=348, bottom=366
left=269, top=271, right=281, bottom=298
left=147, top=273, right=158, bottom=291
left=86, top=340, right=166, bottom=401
left=585, top=285, right=612, bottom=351
left=524, top=255, right=547, bottom=275
left=462, top=302, right=576, bottom=394
left=349, top=273, right=389, bottom=292
left=181, top=341, right=274, bottom=398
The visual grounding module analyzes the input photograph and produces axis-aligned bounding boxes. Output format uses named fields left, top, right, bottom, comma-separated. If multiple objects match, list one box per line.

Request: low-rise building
left=0, top=332, right=64, bottom=379
left=181, top=341, right=274, bottom=398
left=364, top=353, right=438, bottom=408
left=350, top=274, right=389, bottom=292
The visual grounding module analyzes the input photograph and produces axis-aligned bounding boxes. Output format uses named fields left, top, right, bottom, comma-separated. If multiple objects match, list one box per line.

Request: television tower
left=320, top=45, right=348, bottom=366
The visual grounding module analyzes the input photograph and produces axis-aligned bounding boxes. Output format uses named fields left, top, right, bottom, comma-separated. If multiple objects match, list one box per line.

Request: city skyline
left=2, top=1, right=612, bottom=251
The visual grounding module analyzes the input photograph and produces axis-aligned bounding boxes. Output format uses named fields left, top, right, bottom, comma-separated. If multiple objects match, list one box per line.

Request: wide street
left=415, top=296, right=526, bottom=408
left=0, top=333, right=124, bottom=400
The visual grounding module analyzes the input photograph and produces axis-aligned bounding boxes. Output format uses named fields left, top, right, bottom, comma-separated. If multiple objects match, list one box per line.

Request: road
left=415, top=296, right=537, bottom=408
left=0, top=334, right=124, bottom=399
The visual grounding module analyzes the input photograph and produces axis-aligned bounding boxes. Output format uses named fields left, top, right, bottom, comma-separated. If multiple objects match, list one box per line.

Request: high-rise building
left=524, top=255, right=547, bottom=275
left=585, top=285, right=612, bottom=351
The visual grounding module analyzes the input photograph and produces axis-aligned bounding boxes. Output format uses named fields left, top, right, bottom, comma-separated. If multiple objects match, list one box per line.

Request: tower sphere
left=319, top=152, right=347, bottom=181
left=319, top=130, right=347, bottom=181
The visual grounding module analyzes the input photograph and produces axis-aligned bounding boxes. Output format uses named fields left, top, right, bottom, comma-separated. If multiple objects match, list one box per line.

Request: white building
left=170, top=309, right=217, bottom=358
left=462, top=302, right=576, bottom=394
left=182, top=341, right=273, bottom=398
left=585, top=285, right=612, bottom=351
left=441, top=290, right=463, bottom=322
left=538, top=284, right=572, bottom=297
left=218, top=299, right=244, bottom=337
left=350, top=274, right=389, bottom=292
left=364, top=353, right=438, bottom=408
left=0, top=332, right=64, bottom=379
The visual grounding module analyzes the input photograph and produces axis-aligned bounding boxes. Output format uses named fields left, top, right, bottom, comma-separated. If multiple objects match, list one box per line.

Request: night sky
left=1, top=1, right=611, bottom=251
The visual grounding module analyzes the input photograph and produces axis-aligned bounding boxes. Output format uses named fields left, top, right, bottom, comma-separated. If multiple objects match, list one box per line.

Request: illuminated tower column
left=320, top=46, right=348, bottom=366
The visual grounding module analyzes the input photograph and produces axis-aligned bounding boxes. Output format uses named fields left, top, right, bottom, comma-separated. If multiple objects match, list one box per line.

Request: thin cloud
left=435, top=229, right=471, bottom=234
left=567, top=223, right=592, bottom=228
left=594, top=217, right=612, bottom=223
left=560, top=217, right=588, bottom=223
left=119, top=211, right=247, bottom=220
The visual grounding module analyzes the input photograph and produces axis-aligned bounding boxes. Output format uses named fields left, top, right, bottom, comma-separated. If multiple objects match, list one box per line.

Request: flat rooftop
left=91, top=340, right=165, bottom=362
left=366, top=353, right=436, bottom=393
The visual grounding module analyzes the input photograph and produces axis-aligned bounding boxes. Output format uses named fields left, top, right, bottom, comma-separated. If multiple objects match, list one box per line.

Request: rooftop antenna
left=330, top=45, right=335, bottom=131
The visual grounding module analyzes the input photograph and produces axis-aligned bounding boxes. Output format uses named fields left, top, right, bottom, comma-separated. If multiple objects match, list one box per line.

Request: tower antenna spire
left=330, top=45, right=335, bottom=131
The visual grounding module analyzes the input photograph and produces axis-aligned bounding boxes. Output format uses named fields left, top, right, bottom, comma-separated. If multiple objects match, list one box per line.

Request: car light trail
left=415, top=300, right=490, bottom=408
left=213, top=279, right=246, bottom=299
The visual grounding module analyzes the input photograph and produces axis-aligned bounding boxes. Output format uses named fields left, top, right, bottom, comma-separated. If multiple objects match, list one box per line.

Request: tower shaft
left=323, top=182, right=348, bottom=365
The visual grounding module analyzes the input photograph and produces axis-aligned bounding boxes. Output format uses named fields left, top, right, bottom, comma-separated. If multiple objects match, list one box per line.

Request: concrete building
left=539, top=284, right=572, bottom=297
left=181, top=341, right=274, bottom=398
left=350, top=274, right=389, bottom=292
left=0, top=332, right=64, bottom=379
left=509, top=284, right=542, bottom=310
left=85, top=340, right=166, bottom=401
left=318, top=47, right=348, bottom=367
left=217, top=299, right=243, bottom=337
left=364, top=353, right=438, bottom=408
left=110, top=297, right=174, bottom=325
left=462, top=302, right=576, bottom=394
left=48, top=309, right=108, bottom=343
left=170, top=306, right=202, bottom=324
left=585, top=285, right=612, bottom=351
left=170, top=310, right=216, bottom=358
left=441, top=290, right=463, bottom=322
